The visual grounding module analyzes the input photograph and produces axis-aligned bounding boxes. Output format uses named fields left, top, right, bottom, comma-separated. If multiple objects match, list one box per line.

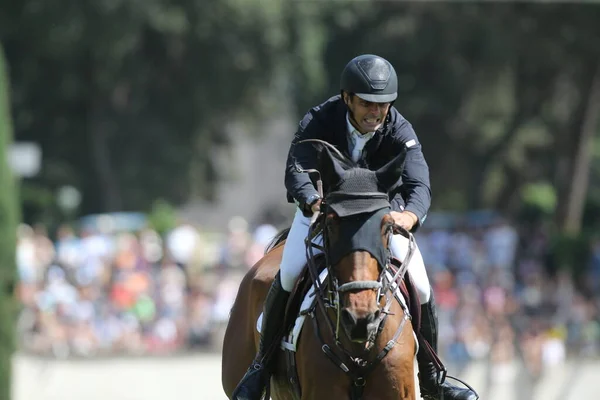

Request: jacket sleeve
left=284, top=110, right=323, bottom=207
left=392, top=120, right=431, bottom=227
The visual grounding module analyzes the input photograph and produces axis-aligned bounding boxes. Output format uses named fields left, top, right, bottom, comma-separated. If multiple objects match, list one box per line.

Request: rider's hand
left=390, top=210, right=418, bottom=231
left=302, top=196, right=322, bottom=217
left=310, top=199, right=322, bottom=214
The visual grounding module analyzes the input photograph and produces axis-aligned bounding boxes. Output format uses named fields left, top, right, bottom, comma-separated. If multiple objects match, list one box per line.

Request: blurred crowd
left=419, top=217, right=600, bottom=380
left=15, top=215, right=274, bottom=358
left=14, top=211, right=600, bottom=379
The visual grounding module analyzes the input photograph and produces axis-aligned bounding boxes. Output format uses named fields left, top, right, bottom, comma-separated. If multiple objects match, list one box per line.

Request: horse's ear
left=375, top=148, right=407, bottom=191
left=318, top=146, right=346, bottom=188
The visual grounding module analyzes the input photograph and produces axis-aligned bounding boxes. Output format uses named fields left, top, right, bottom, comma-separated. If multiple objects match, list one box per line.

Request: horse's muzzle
left=341, top=308, right=382, bottom=343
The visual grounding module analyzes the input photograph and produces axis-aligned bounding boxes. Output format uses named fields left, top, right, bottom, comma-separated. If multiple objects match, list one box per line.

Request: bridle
left=293, top=139, right=477, bottom=399
left=299, top=167, right=415, bottom=400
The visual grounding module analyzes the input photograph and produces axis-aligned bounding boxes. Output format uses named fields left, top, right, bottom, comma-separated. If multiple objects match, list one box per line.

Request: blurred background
left=1, top=1, right=600, bottom=400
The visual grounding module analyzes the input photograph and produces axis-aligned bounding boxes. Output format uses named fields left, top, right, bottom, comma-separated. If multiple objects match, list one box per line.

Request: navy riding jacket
left=285, top=95, right=431, bottom=227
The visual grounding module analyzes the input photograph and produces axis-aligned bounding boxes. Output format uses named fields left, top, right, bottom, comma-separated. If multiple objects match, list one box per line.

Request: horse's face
left=325, top=210, right=395, bottom=343
left=315, top=144, right=407, bottom=344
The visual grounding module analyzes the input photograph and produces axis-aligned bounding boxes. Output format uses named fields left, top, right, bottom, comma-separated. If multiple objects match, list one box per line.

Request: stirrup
left=232, top=362, right=270, bottom=400
left=445, top=374, right=479, bottom=396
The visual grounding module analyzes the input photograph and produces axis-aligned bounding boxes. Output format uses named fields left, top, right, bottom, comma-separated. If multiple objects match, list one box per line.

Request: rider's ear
left=342, top=92, right=350, bottom=106
left=375, top=149, right=407, bottom=191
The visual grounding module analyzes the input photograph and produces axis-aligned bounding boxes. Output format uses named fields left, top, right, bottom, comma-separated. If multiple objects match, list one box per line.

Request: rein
left=303, top=207, right=414, bottom=400
left=294, top=139, right=415, bottom=399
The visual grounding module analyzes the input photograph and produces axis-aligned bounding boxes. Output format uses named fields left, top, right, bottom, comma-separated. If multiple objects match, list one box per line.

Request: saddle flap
left=255, top=254, right=327, bottom=337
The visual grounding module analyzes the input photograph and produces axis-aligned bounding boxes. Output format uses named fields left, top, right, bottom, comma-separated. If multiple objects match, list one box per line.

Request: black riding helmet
left=340, top=54, right=398, bottom=103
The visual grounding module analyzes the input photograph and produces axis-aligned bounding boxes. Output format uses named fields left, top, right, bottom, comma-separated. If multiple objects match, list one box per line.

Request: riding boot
left=231, top=272, right=290, bottom=400
left=417, top=288, right=479, bottom=400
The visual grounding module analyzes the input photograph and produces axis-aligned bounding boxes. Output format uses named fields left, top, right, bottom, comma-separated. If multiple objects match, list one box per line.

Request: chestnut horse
left=222, top=143, right=418, bottom=400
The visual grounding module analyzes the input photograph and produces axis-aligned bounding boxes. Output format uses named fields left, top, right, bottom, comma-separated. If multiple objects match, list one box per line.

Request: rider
left=232, top=54, right=478, bottom=400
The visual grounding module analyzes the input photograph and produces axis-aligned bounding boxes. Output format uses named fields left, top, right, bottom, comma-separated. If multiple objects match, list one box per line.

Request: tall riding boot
left=231, top=272, right=290, bottom=400
left=418, top=288, right=479, bottom=400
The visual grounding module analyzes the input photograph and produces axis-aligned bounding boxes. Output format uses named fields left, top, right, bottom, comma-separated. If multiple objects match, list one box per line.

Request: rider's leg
left=280, top=208, right=322, bottom=291
left=232, top=208, right=322, bottom=400
left=390, top=235, right=479, bottom=400
left=389, top=234, right=430, bottom=304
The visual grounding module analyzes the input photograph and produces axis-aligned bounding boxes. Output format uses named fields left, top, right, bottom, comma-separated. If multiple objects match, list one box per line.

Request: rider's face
left=343, top=92, right=391, bottom=134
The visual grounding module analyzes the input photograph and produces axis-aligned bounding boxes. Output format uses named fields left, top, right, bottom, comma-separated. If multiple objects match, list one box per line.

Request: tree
left=0, top=42, right=19, bottom=400
left=2, top=1, right=600, bottom=234
left=303, top=3, right=600, bottom=222
left=1, top=0, right=290, bottom=221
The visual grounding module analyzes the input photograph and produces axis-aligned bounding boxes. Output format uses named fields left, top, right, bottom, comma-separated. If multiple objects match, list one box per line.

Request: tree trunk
left=558, top=60, right=600, bottom=234
left=493, top=162, right=528, bottom=214
left=88, top=114, right=122, bottom=211
left=84, top=49, right=122, bottom=212
left=467, top=154, right=489, bottom=209
left=0, top=43, right=19, bottom=400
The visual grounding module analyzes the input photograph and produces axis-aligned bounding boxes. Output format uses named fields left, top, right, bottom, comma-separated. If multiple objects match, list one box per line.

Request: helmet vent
left=357, top=58, right=391, bottom=84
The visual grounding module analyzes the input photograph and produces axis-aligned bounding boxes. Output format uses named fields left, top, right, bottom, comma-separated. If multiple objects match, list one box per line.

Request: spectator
left=14, top=211, right=599, bottom=368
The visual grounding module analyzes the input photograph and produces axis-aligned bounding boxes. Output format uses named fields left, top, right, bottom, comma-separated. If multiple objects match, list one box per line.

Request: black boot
left=418, top=289, right=479, bottom=400
left=231, top=272, right=290, bottom=400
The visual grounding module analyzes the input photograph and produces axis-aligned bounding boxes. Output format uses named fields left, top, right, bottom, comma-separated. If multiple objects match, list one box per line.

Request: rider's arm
left=391, top=119, right=431, bottom=228
left=285, top=110, right=323, bottom=209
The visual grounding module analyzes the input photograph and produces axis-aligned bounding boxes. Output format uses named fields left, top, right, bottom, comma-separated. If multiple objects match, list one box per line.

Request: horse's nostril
left=341, top=309, right=357, bottom=327
left=340, top=308, right=383, bottom=342
left=371, top=309, right=381, bottom=323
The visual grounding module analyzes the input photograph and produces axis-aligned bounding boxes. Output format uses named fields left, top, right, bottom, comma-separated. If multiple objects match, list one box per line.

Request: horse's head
left=315, top=144, right=406, bottom=344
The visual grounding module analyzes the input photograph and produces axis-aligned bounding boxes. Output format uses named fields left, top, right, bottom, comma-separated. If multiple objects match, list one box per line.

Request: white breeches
left=279, top=208, right=431, bottom=304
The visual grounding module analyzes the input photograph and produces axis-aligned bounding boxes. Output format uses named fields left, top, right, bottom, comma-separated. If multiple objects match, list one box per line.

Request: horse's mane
left=265, top=227, right=291, bottom=254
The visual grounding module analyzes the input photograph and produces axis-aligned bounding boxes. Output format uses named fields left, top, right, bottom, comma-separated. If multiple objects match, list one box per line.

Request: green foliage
left=521, top=182, right=557, bottom=215
left=1, top=0, right=290, bottom=217
left=147, top=198, right=177, bottom=235
left=2, top=2, right=600, bottom=234
left=0, top=42, right=19, bottom=400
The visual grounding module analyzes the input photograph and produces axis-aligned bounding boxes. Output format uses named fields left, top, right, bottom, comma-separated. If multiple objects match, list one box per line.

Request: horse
left=222, top=141, right=420, bottom=400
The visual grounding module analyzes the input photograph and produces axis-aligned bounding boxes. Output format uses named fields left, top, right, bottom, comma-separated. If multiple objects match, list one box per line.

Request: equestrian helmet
left=340, top=54, right=398, bottom=103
